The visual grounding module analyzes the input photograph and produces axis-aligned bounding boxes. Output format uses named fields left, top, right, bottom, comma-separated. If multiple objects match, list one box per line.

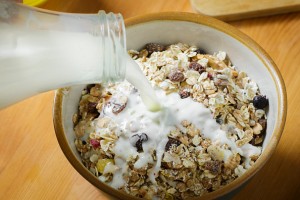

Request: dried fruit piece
left=131, top=133, right=149, bottom=152
left=168, top=70, right=185, bottom=82
left=179, top=90, right=190, bottom=99
left=87, top=102, right=98, bottom=114
left=165, top=137, right=181, bottom=151
left=216, top=117, right=223, bottom=125
left=207, top=73, right=213, bottom=80
left=204, top=161, right=222, bottom=175
left=136, top=140, right=143, bottom=152
left=253, top=95, right=268, bottom=109
left=189, top=62, right=205, bottom=74
left=251, top=135, right=264, bottom=146
left=145, top=43, right=165, bottom=55
left=112, top=103, right=126, bottom=114
left=96, top=159, right=114, bottom=174
left=258, top=119, right=267, bottom=131
left=194, top=48, right=206, bottom=55
left=86, top=84, right=95, bottom=93
left=90, top=139, right=100, bottom=149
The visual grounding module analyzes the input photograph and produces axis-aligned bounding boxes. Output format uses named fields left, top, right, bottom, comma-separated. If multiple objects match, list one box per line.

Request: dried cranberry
left=165, top=138, right=181, bottom=151
left=179, top=90, right=190, bottom=99
left=253, top=95, right=268, bottom=109
left=90, top=139, right=100, bottom=149
left=145, top=43, right=165, bottom=55
left=168, top=71, right=185, bottom=82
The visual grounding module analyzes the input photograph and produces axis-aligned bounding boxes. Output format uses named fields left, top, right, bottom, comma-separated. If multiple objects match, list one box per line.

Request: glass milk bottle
left=0, top=0, right=126, bottom=108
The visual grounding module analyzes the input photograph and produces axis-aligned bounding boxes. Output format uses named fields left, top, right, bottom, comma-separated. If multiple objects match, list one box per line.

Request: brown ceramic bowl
left=53, top=12, right=287, bottom=200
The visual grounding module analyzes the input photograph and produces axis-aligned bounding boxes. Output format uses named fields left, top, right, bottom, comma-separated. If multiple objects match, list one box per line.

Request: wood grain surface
left=0, top=0, right=300, bottom=200
left=190, top=0, right=300, bottom=21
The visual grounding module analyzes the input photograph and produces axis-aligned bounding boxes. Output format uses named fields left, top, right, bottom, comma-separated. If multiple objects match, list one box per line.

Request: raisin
left=165, top=138, right=181, bottom=151
left=204, top=161, right=222, bottom=175
left=145, top=43, right=165, bottom=55
left=87, top=102, right=98, bottom=114
left=168, top=71, right=185, bottom=82
left=189, top=62, right=205, bottom=73
left=258, top=119, right=267, bottom=131
left=161, top=162, right=172, bottom=169
left=82, top=140, right=87, bottom=145
left=112, top=103, right=126, bottom=114
left=194, top=48, right=207, bottom=55
left=251, top=135, right=264, bottom=146
left=136, top=140, right=143, bottom=152
left=86, top=84, right=95, bottom=93
left=131, top=133, right=148, bottom=152
left=216, top=117, right=223, bottom=125
left=179, top=90, right=190, bottom=99
left=253, top=95, right=268, bottom=109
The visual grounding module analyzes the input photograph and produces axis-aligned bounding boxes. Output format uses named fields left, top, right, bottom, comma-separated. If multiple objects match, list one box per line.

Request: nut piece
left=253, top=123, right=263, bottom=135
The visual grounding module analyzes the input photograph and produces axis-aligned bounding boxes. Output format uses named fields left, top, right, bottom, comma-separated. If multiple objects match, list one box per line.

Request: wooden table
left=0, top=1, right=299, bottom=199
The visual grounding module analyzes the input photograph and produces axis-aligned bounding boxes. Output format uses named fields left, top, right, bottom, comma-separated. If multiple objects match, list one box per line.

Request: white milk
left=0, top=23, right=104, bottom=108
left=97, top=83, right=261, bottom=189
left=0, top=1, right=161, bottom=110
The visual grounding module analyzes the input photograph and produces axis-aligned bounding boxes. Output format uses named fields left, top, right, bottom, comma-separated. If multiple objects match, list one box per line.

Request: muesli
left=73, top=43, right=268, bottom=199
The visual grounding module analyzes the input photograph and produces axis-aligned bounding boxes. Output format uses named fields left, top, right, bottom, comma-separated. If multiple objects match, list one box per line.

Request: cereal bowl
left=53, top=12, right=287, bottom=200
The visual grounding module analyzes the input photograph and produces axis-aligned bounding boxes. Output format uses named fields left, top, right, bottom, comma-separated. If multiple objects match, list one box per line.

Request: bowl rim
left=53, top=12, right=287, bottom=200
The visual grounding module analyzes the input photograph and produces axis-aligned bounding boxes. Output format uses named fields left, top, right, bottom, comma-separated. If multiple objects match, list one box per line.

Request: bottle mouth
left=98, top=11, right=126, bottom=83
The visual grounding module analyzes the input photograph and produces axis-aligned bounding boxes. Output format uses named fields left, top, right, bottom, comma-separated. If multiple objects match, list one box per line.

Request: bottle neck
left=97, top=11, right=126, bottom=82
